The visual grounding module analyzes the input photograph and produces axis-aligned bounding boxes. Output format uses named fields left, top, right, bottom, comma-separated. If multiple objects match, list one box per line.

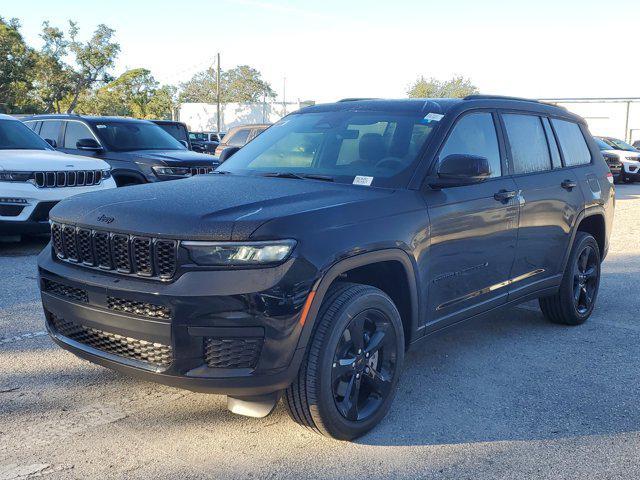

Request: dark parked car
left=214, top=124, right=269, bottom=157
left=24, top=115, right=218, bottom=186
left=151, top=120, right=192, bottom=150
left=38, top=96, right=614, bottom=440
left=189, top=131, right=221, bottom=154
left=594, top=137, right=624, bottom=183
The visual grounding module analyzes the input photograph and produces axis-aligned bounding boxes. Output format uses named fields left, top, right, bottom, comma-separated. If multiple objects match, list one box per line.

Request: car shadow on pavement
left=0, top=234, right=49, bottom=256
left=357, top=298, right=640, bottom=447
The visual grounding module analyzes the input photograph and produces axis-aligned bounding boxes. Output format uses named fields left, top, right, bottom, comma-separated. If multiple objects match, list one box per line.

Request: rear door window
left=63, top=121, right=95, bottom=149
left=551, top=119, right=592, bottom=166
left=439, top=112, right=502, bottom=178
left=39, top=121, right=62, bottom=145
left=227, top=128, right=251, bottom=147
left=502, top=114, right=551, bottom=174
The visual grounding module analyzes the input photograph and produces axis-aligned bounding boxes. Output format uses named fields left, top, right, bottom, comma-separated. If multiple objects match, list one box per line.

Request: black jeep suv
left=37, top=96, right=614, bottom=440
left=24, top=115, right=218, bottom=186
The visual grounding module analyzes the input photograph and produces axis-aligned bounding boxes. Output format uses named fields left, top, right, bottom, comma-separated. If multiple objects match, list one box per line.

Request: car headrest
left=358, top=133, right=386, bottom=163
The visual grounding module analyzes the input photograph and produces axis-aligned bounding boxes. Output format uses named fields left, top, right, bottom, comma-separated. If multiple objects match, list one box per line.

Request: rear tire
left=284, top=282, right=404, bottom=440
left=539, top=232, right=601, bottom=325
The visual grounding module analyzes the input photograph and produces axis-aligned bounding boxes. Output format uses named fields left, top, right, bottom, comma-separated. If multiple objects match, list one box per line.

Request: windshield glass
left=0, top=119, right=52, bottom=150
left=594, top=138, right=612, bottom=151
left=93, top=121, right=186, bottom=152
left=219, top=111, right=439, bottom=188
left=190, top=132, right=207, bottom=141
left=601, top=137, right=638, bottom=152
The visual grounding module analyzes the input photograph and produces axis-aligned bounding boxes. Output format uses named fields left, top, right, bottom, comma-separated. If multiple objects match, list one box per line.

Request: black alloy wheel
left=331, top=309, right=398, bottom=422
left=573, top=244, right=599, bottom=315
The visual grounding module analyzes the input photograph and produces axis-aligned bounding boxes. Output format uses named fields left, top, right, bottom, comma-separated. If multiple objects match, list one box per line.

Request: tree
left=179, top=65, right=275, bottom=104
left=146, top=85, right=178, bottom=119
left=30, top=22, right=74, bottom=113
left=407, top=75, right=479, bottom=99
left=0, top=17, right=35, bottom=113
left=90, top=68, right=158, bottom=117
left=66, top=22, right=120, bottom=113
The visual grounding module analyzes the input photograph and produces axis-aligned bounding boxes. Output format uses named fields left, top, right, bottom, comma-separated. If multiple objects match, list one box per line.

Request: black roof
left=297, top=96, right=582, bottom=123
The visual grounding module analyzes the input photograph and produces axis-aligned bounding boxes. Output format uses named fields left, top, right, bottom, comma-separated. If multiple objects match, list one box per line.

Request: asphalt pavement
left=1, top=184, right=639, bottom=479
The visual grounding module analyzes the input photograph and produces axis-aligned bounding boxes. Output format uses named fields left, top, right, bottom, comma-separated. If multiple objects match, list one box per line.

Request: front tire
left=539, top=232, right=601, bottom=325
left=284, top=282, right=404, bottom=440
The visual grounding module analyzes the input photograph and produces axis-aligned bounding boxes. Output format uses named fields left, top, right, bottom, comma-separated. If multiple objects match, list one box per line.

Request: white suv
left=0, top=114, right=116, bottom=236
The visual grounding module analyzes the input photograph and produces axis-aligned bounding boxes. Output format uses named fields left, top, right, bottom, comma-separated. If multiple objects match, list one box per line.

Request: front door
left=424, top=111, right=519, bottom=328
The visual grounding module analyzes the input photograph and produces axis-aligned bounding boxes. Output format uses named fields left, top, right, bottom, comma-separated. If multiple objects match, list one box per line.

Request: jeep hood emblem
left=97, top=214, right=115, bottom=224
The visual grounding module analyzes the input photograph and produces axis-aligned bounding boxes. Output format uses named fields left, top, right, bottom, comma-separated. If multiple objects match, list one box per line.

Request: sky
left=4, top=0, right=640, bottom=104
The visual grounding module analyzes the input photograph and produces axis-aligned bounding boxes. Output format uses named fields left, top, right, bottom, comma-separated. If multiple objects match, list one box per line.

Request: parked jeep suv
left=37, top=96, right=614, bottom=439
left=24, top=115, right=218, bottom=186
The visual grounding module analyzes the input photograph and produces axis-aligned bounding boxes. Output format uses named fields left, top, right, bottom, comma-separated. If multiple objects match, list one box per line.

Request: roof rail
left=337, top=98, right=379, bottom=102
left=464, top=94, right=541, bottom=104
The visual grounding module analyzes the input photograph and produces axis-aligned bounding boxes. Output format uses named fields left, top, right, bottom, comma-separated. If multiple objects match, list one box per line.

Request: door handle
left=494, top=190, right=517, bottom=203
left=561, top=179, right=577, bottom=190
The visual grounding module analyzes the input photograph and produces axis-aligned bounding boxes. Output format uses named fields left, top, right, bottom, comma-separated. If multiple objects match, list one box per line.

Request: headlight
left=102, top=169, right=112, bottom=179
left=182, top=240, right=296, bottom=266
left=0, top=171, right=33, bottom=182
left=152, top=166, right=191, bottom=177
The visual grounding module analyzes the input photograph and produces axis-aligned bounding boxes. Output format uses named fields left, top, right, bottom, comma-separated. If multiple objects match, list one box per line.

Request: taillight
left=606, top=172, right=614, bottom=184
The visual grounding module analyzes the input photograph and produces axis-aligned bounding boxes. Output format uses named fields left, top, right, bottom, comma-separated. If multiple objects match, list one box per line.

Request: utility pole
left=282, top=77, right=287, bottom=116
left=216, top=52, right=221, bottom=133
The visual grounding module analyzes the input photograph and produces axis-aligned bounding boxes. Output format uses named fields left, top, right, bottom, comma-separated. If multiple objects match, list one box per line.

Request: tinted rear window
left=552, top=119, right=591, bottom=166
left=227, top=128, right=252, bottom=147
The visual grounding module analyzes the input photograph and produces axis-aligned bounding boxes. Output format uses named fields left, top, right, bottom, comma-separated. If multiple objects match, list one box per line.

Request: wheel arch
left=298, top=249, right=421, bottom=351
left=562, top=207, right=607, bottom=271
left=111, top=169, right=147, bottom=186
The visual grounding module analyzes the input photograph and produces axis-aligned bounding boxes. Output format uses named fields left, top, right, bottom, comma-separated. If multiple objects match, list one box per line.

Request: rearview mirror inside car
left=429, top=154, right=491, bottom=188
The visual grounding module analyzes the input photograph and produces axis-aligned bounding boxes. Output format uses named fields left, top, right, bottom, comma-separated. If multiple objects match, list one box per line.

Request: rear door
left=425, top=111, right=519, bottom=326
left=499, top=112, right=584, bottom=301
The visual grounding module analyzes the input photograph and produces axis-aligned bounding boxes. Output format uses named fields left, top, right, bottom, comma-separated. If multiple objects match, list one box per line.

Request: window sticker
left=423, top=113, right=444, bottom=123
left=353, top=175, right=373, bottom=186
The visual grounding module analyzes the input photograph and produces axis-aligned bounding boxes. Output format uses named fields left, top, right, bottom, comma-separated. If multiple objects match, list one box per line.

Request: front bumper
left=38, top=248, right=315, bottom=396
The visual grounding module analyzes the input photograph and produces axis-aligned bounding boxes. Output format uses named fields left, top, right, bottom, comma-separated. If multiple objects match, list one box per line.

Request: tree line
left=1, top=17, right=478, bottom=119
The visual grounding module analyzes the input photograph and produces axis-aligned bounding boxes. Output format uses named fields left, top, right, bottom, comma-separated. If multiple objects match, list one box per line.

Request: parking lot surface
left=1, top=184, right=640, bottom=479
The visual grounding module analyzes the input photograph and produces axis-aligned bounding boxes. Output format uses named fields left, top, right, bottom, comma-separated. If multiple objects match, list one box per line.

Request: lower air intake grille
left=48, top=312, right=172, bottom=368
left=107, top=296, right=171, bottom=320
left=42, top=279, right=88, bottom=303
left=204, top=337, right=263, bottom=369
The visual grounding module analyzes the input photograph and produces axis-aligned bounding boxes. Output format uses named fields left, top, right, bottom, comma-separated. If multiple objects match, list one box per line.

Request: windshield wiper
left=262, top=172, right=334, bottom=182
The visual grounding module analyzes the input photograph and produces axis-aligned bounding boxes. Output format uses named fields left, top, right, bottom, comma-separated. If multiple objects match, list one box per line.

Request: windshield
left=0, top=119, right=52, bottom=150
left=594, top=138, right=612, bottom=151
left=190, top=132, right=207, bottom=141
left=93, top=121, right=187, bottom=152
left=219, top=111, right=439, bottom=188
left=601, top=137, right=638, bottom=152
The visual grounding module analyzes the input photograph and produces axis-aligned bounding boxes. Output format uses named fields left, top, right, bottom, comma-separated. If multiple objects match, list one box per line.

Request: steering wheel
left=375, top=157, right=404, bottom=170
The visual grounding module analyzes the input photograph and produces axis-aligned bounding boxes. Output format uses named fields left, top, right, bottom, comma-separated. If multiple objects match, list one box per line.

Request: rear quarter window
left=551, top=119, right=592, bottom=166
left=227, top=128, right=252, bottom=147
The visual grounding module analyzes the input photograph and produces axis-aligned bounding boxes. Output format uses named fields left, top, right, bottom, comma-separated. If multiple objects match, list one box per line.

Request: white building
left=540, top=98, right=640, bottom=143
left=178, top=101, right=315, bottom=132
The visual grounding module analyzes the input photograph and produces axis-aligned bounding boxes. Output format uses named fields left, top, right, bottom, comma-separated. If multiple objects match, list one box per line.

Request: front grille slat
left=48, top=312, right=172, bottom=368
left=33, top=171, right=104, bottom=188
left=42, top=279, right=88, bottom=303
left=107, top=296, right=171, bottom=319
left=51, top=222, right=177, bottom=281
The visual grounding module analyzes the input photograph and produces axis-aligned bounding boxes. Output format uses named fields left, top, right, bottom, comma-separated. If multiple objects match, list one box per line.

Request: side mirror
left=429, top=154, right=491, bottom=188
left=76, top=138, right=103, bottom=151
left=45, top=138, right=57, bottom=148
left=218, top=146, right=241, bottom=163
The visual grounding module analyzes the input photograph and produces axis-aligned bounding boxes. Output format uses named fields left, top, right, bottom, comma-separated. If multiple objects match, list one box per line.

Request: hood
left=50, top=174, right=394, bottom=241
left=118, top=149, right=218, bottom=165
left=0, top=149, right=110, bottom=171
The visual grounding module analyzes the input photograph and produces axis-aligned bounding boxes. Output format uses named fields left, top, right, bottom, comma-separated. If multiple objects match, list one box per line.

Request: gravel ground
left=1, top=184, right=639, bottom=479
